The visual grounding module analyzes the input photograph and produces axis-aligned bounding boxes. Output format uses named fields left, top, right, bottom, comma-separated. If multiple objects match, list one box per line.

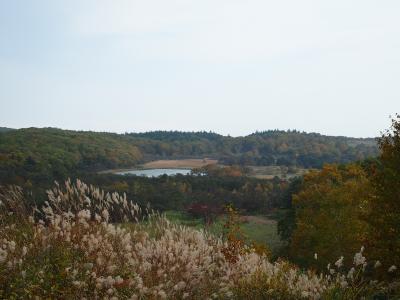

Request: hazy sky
left=1, top=1, right=399, bottom=137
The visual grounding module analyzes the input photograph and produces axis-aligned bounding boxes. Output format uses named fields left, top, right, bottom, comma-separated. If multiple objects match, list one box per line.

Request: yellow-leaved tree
left=289, top=164, right=372, bottom=269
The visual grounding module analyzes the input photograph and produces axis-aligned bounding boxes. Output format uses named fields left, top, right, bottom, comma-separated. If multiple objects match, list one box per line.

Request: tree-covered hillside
left=0, top=127, right=378, bottom=186
left=131, top=130, right=223, bottom=142
left=0, top=128, right=142, bottom=185
left=129, top=129, right=378, bottom=167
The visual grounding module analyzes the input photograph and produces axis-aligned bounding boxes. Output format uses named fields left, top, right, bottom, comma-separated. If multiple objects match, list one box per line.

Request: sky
left=0, top=1, right=399, bottom=137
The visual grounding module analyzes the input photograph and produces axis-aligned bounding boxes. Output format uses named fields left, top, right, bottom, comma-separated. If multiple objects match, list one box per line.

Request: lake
left=115, top=168, right=192, bottom=177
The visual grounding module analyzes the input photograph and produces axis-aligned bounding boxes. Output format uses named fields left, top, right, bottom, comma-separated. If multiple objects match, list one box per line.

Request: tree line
left=80, top=170, right=289, bottom=215
left=0, top=127, right=378, bottom=188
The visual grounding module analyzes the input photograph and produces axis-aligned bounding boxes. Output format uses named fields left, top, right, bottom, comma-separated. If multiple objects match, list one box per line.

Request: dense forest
left=82, top=171, right=288, bottom=214
left=0, top=128, right=143, bottom=185
left=130, top=130, right=377, bottom=167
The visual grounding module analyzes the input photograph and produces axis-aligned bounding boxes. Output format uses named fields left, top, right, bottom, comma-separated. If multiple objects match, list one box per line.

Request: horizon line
left=0, top=125, right=379, bottom=139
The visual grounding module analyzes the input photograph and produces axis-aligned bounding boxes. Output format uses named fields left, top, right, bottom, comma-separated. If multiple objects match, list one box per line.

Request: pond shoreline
left=98, top=158, right=218, bottom=174
left=98, top=166, right=193, bottom=174
left=115, top=168, right=193, bottom=177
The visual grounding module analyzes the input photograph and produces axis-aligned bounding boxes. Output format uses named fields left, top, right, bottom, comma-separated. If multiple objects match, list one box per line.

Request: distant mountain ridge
left=0, top=127, right=14, bottom=132
left=131, top=129, right=376, bottom=140
left=130, top=130, right=223, bottom=142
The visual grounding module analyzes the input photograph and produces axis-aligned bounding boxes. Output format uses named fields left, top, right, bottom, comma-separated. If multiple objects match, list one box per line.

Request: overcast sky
left=0, top=1, right=399, bottom=137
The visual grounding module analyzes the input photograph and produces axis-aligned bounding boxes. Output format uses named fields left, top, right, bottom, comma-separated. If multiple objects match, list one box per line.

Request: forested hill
left=0, top=128, right=143, bottom=184
left=0, top=127, right=378, bottom=185
left=131, top=130, right=223, bottom=142
left=128, top=129, right=378, bottom=167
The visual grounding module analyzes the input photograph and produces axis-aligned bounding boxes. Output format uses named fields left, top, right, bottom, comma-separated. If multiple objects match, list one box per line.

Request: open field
left=141, top=158, right=218, bottom=169
left=247, top=165, right=311, bottom=179
left=164, top=210, right=285, bottom=255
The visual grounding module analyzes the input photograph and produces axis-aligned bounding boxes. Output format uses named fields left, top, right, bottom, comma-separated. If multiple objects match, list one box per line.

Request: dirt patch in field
left=240, top=215, right=277, bottom=225
left=252, top=174, right=276, bottom=180
left=142, top=158, right=218, bottom=169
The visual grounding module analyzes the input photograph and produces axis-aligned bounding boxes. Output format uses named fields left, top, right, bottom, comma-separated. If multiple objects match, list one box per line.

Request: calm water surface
left=116, top=168, right=191, bottom=177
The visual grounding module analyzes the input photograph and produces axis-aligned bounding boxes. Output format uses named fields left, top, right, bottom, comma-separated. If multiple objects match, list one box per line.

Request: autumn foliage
left=289, top=164, right=372, bottom=269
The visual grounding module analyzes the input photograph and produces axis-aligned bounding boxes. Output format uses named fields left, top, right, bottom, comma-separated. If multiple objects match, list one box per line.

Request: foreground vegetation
left=1, top=180, right=398, bottom=299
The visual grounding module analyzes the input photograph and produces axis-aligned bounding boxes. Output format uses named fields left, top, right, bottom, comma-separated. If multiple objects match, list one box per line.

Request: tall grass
left=0, top=180, right=398, bottom=299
